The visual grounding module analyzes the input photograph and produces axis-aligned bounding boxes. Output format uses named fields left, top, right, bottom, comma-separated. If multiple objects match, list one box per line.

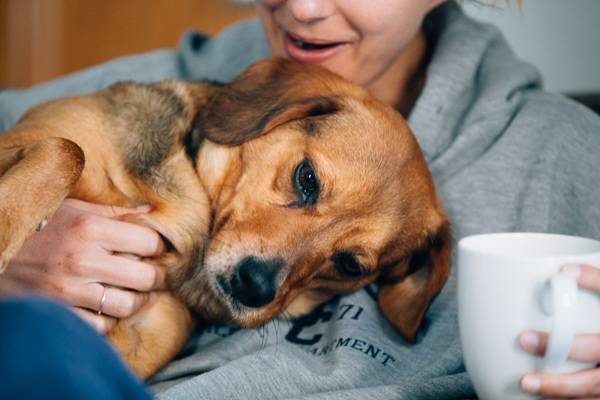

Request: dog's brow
left=297, top=97, right=340, bottom=137
left=300, top=119, right=321, bottom=136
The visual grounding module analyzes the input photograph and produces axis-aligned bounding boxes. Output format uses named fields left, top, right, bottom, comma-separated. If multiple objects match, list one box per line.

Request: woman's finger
left=84, top=254, right=167, bottom=292
left=64, top=198, right=151, bottom=218
left=520, top=368, right=600, bottom=398
left=10, top=270, right=154, bottom=318
left=72, top=307, right=117, bottom=334
left=569, top=333, right=600, bottom=364
left=98, top=286, right=149, bottom=318
left=96, top=218, right=165, bottom=257
left=66, top=283, right=150, bottom=319
left=66, top=210, right=164, bottom=258
left=520, top=331, right=600, bottom=364
left=562, top=263, right=600, bottom=293
left=64, top=199, right=164, bottom=257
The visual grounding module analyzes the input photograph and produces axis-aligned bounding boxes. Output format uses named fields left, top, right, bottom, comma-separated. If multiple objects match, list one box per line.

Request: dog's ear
left=378, top=219, right=451, bottom=342
left=196, top=58, right=344, bottom=146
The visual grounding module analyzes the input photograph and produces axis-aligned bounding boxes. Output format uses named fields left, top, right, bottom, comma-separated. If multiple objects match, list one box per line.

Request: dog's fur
left=0, top=59, right=450, bottom=378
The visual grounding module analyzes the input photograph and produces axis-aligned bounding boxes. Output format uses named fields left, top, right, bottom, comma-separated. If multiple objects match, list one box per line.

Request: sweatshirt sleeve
left=545, top=101, right=600, bottom=241
left=0, top=48, right=184, bottom=132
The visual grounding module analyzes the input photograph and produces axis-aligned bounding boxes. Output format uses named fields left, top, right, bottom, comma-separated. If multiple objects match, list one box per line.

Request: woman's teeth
left=292, top=38, right=337, bottom=50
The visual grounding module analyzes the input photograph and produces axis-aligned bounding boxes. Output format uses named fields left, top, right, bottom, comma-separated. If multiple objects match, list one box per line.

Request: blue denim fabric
left=0, top=297, right=152, bottom=400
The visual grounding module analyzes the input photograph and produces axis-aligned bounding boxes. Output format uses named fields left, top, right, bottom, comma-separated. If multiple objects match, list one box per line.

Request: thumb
left=64, top=198, right=152, bottom=218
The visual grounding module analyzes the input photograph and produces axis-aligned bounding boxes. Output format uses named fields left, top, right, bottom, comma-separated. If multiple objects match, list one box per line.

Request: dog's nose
left=230, top=257, right=280, bottom=308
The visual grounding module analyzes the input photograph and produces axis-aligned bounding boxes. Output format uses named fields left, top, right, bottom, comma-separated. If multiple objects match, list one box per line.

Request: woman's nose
left=287, top=0, right=335, bottom=23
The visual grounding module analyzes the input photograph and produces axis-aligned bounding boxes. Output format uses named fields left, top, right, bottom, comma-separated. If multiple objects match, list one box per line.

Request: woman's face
left=256, top=0, right=444, bottom=88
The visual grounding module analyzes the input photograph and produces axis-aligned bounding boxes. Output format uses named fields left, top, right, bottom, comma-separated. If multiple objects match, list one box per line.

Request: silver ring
left=97, top=285, right=107, bottom=316
left=35, top=219, right=47, bottom=232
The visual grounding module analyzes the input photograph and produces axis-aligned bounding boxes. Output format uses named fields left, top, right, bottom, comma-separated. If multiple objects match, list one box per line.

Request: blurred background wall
left=0, top=0, right=255, bottom=88
left=463, top=0, right=600, bottom=96
left=1, top=0, right=599, bottom=111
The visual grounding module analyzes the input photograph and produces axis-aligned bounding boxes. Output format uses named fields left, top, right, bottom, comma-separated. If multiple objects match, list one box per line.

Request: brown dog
left=0, top=59, right=450, bottom=378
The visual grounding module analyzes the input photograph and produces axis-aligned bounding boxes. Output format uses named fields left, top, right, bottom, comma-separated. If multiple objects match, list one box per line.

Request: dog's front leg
left=106, top=204, right=208, bottom=379
left=107, top=291, right=193, bottom=379
left=0, top=137, right=84, bottom=272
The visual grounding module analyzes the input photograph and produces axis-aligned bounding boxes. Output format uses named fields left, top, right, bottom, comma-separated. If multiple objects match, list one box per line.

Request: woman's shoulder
left=517, top=89, right=600, bottom=152
left=177, top=18, right=270, bottom=83
left=0, top=48, right=181, bottom=131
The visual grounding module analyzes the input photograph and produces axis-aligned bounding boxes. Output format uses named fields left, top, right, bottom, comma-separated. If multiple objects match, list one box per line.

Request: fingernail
left=519, top=332, right=539, bottom=350
left=521, top=375, right=540, bottom=394
left=561, top=263, right=581, bottom=278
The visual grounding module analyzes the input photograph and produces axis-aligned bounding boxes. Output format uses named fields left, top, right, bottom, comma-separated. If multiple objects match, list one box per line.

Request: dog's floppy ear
left=378, top=219, right=451, bottom=342
left=197, top=58, right=342, bottom=146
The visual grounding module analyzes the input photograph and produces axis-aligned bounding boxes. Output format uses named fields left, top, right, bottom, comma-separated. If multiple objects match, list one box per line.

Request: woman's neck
left=366, top=29, right=428, bottom=117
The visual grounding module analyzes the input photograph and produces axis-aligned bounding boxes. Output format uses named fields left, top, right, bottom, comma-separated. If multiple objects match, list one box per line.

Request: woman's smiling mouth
left=284, top=32, right=348, bottom=63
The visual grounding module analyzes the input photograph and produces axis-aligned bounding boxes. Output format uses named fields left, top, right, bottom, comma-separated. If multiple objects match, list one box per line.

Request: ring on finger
left=97, top=284, right=107, bottom=316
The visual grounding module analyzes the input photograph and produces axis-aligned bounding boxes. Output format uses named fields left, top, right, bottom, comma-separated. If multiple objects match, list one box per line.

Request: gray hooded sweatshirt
left=1, top=3, right=599, bottom=399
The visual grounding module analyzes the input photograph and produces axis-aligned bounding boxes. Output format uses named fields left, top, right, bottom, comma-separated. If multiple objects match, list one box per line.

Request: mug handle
left=541, top=271, right=579, bottom=367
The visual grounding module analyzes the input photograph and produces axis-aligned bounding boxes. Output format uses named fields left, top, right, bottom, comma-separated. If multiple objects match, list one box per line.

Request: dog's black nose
left=230, top=257, right=280, bottom=308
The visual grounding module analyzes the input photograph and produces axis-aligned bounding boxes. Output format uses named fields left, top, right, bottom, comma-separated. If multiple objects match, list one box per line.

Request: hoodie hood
left=409, top=2, right=542, bottom=181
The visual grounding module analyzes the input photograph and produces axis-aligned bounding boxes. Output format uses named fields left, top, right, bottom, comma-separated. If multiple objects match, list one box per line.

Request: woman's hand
left=0, top=198, right=166, bottom=333
left=519, top=264, right=600, bottom=398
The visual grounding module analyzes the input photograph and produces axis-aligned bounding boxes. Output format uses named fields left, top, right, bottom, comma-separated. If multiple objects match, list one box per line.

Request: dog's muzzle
left=219, top=256, right=282, bottom=308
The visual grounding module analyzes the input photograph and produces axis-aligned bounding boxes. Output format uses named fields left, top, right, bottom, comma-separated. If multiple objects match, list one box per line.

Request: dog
left=0, top=59, right=450, bottom=378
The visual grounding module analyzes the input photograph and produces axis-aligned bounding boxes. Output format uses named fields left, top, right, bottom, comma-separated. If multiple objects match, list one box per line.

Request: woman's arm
left=0, top=49, right=182, bottom=132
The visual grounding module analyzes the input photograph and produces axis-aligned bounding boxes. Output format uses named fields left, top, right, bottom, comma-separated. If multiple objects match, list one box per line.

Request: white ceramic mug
left=458, top=232, right=600, bottom=400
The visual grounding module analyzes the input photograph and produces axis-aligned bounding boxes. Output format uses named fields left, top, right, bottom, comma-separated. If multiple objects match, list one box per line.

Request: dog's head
left=190, top=59, right=449, bottom=342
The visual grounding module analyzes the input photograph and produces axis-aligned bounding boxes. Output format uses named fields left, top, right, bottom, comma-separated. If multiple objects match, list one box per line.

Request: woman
left=1, top=1, right=599, bottom=398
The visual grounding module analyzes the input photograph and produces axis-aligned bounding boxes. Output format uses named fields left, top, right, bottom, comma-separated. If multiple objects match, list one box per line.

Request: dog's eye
left=332, top=251, right=364, bottom=277
left=291, top=159, right=319, bottom=207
